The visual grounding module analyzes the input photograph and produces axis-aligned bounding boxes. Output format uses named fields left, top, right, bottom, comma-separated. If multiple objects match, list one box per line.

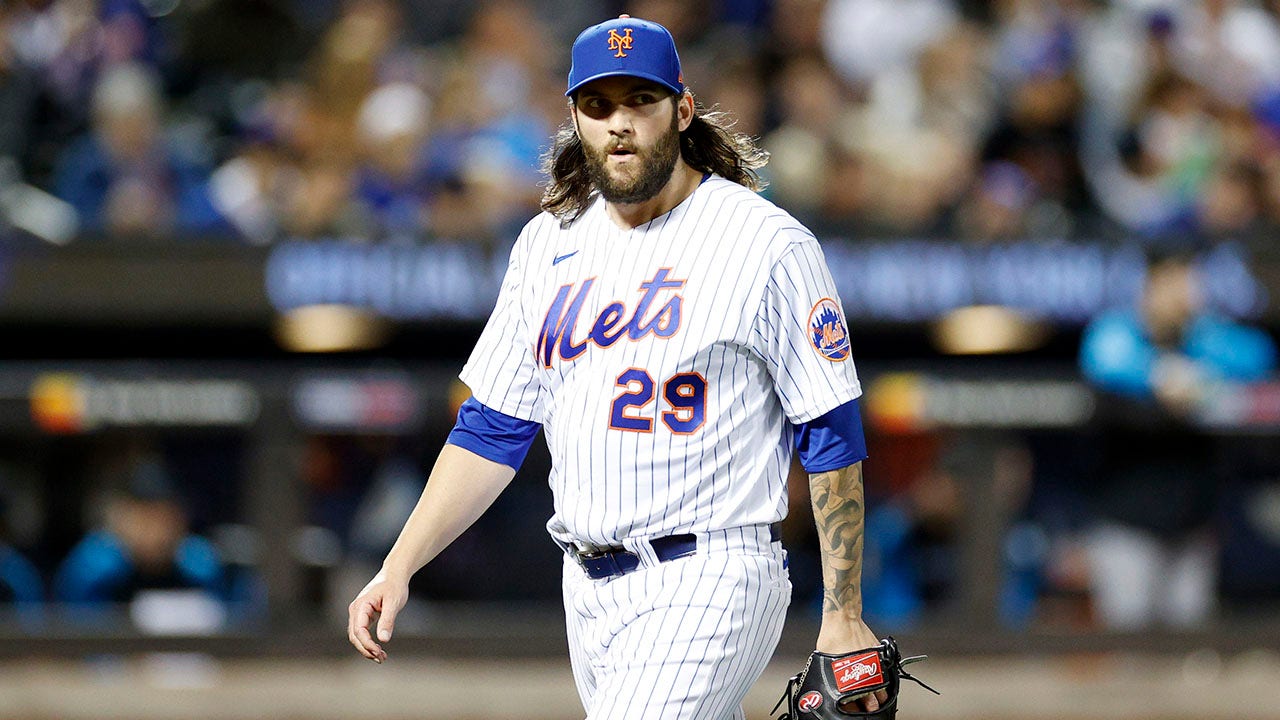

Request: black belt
left=571, top=522, right=782, bottom=580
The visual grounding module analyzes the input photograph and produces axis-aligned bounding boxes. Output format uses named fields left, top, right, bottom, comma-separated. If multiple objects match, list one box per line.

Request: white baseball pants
left=561, top=525, right=791, bottom=720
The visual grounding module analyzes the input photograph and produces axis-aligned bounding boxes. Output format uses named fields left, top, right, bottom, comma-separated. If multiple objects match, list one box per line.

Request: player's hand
left=815, top=616, right=889, bottom=712
left=347, top=569, right=409, bottom=663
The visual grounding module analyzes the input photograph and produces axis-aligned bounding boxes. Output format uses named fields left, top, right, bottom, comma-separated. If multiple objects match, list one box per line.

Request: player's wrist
left=378, top=558, right=414, bottom=585
left=816, top=613, right=876, bottom=654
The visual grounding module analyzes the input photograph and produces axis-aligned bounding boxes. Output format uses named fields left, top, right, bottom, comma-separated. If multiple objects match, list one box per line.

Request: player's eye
left=631, top=93, right=656, bottom=105
left=578, top=96, right=611, bottom=115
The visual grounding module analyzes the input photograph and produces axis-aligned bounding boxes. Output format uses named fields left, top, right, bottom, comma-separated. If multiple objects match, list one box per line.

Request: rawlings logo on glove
left=832, top=653, right=882, bottom=692
left=773, top=637, right=939, bottom=720
left=797, top=691, right=824, bottom=712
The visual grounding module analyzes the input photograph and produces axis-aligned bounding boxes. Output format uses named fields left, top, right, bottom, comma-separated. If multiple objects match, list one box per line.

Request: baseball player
left=348, top=15, right=886, bottom=719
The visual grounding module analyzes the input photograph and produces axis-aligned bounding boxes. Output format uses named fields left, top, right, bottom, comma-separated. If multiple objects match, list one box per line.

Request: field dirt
left=2, top=651, right=1279, bottom=720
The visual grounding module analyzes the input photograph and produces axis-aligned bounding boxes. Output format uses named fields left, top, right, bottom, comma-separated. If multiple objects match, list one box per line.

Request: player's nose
left=606, top=107, right=636, bottom=134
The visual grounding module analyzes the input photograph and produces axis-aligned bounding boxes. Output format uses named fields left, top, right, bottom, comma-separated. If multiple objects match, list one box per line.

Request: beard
left=582, top=110, right=681, bottom=205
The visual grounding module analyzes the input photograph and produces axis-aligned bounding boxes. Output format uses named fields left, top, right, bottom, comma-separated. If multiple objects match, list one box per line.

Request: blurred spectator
left=53, top=459, right=227, bottom=610
left=0, top=490, right=43, bottom=608
left=918, top=19, right=997, bottom=145
left=0, top=5, right=82, bottom=245
left=298, top=0, right=430, bottom=166
left=97, top=0, right=166, bottom=68
left=821, top=0, right=958, bottom=86
left=1170, top=0, right=1280, bottom=108
left=1077, top=3, right=1280, bottom=236
left=982, top=0, right=1084, bottom=236
left=419, top=0, right=554, bottom=241
left=762, top=54, right=848, bottom=216
left=207, top=95, right=299, bottom=244
left=0, top=5, right=40, bottom=172
left=861, top=464, right=963, bottom=628
left=1081, top=68, right=1220, bottom=235
left=767, top=0, right=827, bottom=58
left=261, top=0, right=416, bottom=239
left=51, top=62, right=225, bottom=238
left=775, top=3, right=987, bottom=234
left=6, top=0, right=1280, bottom=241
left=0, top=543, right=42, bottom=607
left=353, top=81, right=433, bottom=237
left=700, top=59, right=767, bottom=139
left=6, top=0, right=168, bottom=149
left=953, top=160, right=1042, bottom=241
left=303, top=435, right=431, bottom=613
left=1198, top=159, right=1266, bottom=235
left=280, top=159, right=366, bottom=238
left=1078, top=251, right=1277, bottom=629
left=862, top=439, right=1045, bottom=629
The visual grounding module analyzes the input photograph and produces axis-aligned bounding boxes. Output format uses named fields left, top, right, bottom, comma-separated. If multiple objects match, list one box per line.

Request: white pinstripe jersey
left=459, top=176, right=862, bottom=547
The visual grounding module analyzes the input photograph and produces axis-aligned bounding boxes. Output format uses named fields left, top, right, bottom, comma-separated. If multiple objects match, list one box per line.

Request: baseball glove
left=772, top=637, right=939, bottom=719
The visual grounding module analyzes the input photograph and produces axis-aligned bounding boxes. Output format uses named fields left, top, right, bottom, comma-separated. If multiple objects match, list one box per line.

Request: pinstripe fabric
left=562, top=533, right=790, bottom=720
left=459, top=177, right=862, bottom=546
left=458, top=175, right=861, bottom=715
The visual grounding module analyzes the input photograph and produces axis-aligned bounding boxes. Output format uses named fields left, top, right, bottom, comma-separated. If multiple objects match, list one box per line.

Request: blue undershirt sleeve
left=793, top=397, right=868, bottom=473
left=446, top=396, right=542, bottom=471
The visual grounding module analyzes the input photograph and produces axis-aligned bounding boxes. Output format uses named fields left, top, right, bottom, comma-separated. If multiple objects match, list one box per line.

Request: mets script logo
left=537, top=268, right=684, bottom=367
left=608, top=28, right=633, bottom=57
left=797, top=691, right=824, bottom=712
left=832, top=653, right=882, bottom=693
left=808, top=298, right=850, bottom=362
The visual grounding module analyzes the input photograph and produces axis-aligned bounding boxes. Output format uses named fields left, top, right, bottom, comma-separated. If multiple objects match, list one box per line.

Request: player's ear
left=676, top=91, right=694, bottom=132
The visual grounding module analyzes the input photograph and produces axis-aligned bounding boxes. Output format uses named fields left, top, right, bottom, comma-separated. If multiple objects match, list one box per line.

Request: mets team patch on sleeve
left=808, top=298, right=850, bottom=361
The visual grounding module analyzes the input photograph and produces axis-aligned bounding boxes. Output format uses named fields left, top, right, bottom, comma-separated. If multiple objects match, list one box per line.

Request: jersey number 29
left=609, top=368, right=706, bottom=434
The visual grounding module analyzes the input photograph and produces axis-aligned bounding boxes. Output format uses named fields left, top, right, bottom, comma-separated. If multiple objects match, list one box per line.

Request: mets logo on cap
left=809, top=298, right=851, bottom=362
left=565, top=16, right=685, bottom=97
left=608, top=27, right=633, bottom=57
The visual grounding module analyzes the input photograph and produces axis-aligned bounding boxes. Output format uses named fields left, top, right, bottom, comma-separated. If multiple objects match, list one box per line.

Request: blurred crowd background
left=3, top=0, right=1280, bottom=654
left=8, top=0, right=1280, bottom=245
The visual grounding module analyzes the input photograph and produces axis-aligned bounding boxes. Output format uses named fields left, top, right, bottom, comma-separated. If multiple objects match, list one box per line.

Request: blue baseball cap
left=566, top=15, right=684, bottom=97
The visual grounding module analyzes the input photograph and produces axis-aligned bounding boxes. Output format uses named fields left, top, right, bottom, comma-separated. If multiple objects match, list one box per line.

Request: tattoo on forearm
left=810, top=463, right=864, bottom=615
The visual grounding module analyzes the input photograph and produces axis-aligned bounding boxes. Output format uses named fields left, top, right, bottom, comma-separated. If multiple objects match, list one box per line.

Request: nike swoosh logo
left=552, top=251, right=579, bottom=265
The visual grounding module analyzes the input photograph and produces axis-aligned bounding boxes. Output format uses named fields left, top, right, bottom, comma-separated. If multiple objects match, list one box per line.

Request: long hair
left=540, top=98, right=769, bottom=223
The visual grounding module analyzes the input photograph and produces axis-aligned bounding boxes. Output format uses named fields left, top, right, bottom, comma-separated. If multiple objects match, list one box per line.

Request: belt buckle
left=574, top=544, right=631, bottom=579
left=575, top=544, right=611, bottom=560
